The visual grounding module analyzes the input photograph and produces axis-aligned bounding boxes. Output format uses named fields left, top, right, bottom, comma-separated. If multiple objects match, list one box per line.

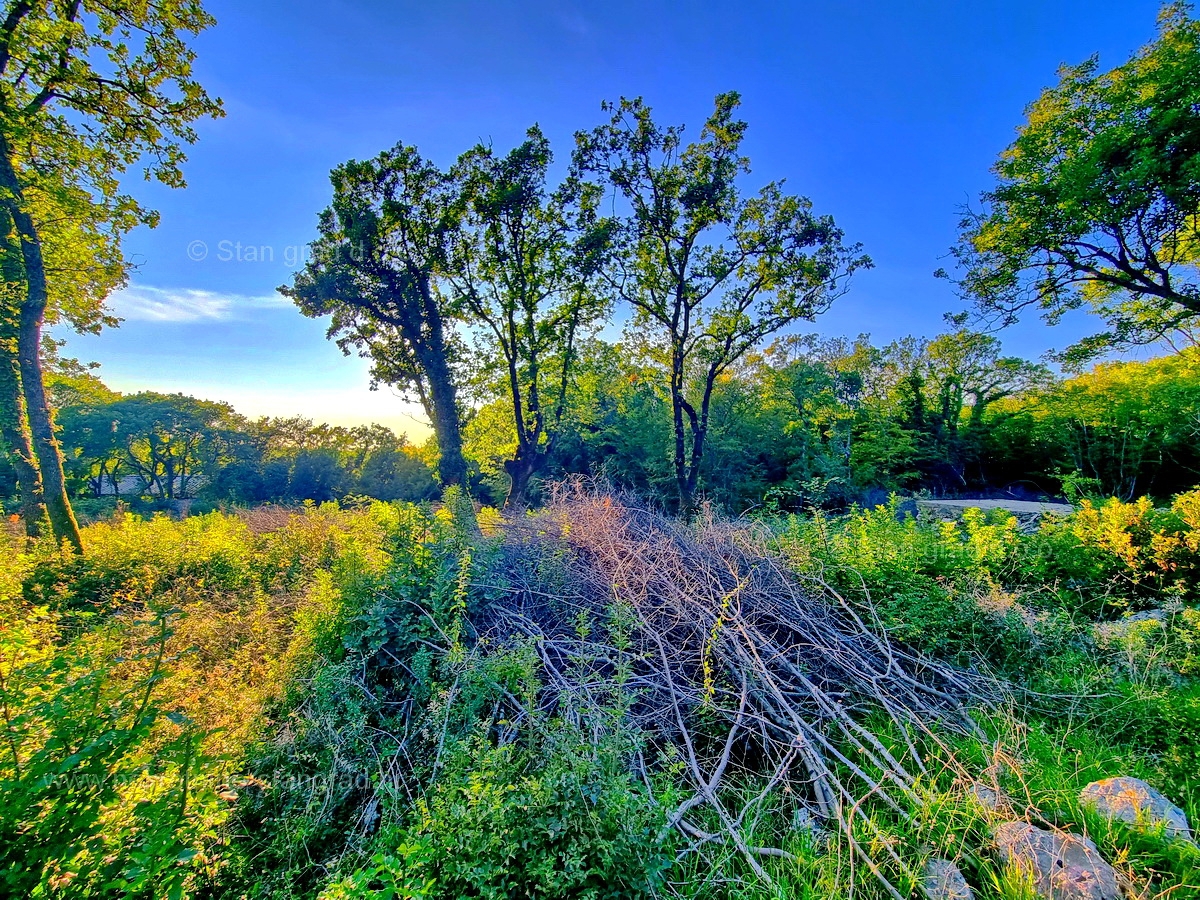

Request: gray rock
left=1080, top=776, right=1192, bottom=841
left=994, top=822, right=1121, bottom=900
left=969, top=782, right=1006, bottom=812
left=923, top=857, right=974, bottom=900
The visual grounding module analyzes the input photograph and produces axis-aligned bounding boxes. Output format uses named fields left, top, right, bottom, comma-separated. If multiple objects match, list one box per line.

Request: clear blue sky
left=61, top=0, right=1165, bottom=438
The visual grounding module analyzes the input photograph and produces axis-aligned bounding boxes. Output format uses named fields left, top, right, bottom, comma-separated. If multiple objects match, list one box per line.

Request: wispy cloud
left=107, top=285, right=287, bottom=323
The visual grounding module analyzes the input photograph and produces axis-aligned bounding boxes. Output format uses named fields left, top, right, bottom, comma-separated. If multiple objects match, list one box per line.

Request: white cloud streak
left=107, top=285, right=288, bottom=323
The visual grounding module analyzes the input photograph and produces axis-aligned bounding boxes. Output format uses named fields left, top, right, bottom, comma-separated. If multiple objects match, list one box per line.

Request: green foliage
left=776, top=499, right=1037, bottom=667
left=778, top=490, right=1200, bottom=685
left=948, top=2, right=1200, bottom=363
left=0, top=608, right=212, bottom=900
left=1026, top=490, right=1200, bottom=612
left=450, top=126, right=614, bottom=507
left=983, top=349, right=1200, bottom=500
left=0, top=501, right=406, bottom=899
left=53, top=390, right=442, bottom=507
left=7, top=488, right=1200, bottom=900
left=571, top=93, right=870, bottom=510
left=325, top=728, right=671, bottom=900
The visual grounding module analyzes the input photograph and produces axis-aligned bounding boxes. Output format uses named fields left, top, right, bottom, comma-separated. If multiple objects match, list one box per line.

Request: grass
left=2, top=489, right=1199, bottom=898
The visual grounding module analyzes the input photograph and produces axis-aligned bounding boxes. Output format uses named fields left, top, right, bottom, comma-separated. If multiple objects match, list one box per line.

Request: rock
left=1080, top=776, right=1192, bottom=841
left=994, top=822, right=1121, bottom=900
left=922, top=857, right=974, bottom=900
left=969, top=782, right=1007, bottom=813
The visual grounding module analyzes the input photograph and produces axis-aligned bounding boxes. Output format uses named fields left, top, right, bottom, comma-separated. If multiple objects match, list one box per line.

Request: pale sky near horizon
left=56, top=0, right=1166, bottom=441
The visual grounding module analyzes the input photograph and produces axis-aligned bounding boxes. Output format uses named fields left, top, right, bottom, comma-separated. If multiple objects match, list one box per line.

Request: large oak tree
left=451, top=127, right=613, bottom=507
left=283, top=145, right=471, bottom=490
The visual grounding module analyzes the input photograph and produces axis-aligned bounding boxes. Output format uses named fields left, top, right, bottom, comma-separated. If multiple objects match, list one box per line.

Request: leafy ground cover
left=3, top=489, right=1199, bottom=899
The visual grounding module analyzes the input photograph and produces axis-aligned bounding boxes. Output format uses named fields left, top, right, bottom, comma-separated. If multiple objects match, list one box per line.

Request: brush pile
left=462, top=485, right=1004, bottom=896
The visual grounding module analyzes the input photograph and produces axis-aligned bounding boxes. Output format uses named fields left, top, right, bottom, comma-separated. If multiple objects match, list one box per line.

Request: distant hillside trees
left=52, top=388, right=438, bottom=508
left=4, top=335, right=1197, bottom=516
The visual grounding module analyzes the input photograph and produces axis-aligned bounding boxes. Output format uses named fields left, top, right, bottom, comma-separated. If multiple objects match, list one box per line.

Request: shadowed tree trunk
left=0, top=331, right=46, bottom=536
left=423, top=352, right=469, bottom=490
left=0, top=142, right=83, bottom=552
left=0, top=203, right=46, bottom=536
left=17, top=267, right=81, bottom=551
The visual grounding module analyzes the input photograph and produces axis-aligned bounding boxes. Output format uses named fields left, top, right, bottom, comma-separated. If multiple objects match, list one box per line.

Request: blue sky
left=61, top=0, right=1165, bottom=438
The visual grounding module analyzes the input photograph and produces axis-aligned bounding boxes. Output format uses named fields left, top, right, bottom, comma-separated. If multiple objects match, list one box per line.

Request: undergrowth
left=2, top=489, right=1199, bottom=899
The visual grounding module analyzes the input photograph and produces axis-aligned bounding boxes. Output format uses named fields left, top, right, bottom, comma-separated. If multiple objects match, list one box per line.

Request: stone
left=969, top=782, right=1005, bottom=812
left=994, top=822, right=1121, bottom=900
left=1080, top=776, right=1192, bottom=841
left=922, top=857, right=974, bottom=900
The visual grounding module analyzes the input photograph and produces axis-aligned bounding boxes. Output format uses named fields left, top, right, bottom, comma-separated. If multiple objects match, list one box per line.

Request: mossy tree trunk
left=0, top=144, right=83, bottom=552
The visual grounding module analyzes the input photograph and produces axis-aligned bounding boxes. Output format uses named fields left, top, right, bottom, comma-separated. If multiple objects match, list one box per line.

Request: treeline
left=9, top=333, right=1197, bottom=515
left=0, top=350, right=440, bottom=512
left=468, top=332, right=1200, bottom=509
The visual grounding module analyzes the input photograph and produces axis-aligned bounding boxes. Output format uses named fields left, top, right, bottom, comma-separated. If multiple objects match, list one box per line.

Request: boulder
left=1080, top=776, right=1192, bottom=841
left=994, top=822, right=1121, bottom=900
left=922, top=857, right=974, bottom=900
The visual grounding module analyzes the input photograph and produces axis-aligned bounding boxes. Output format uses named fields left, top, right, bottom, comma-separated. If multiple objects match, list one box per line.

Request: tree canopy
left=0, top=0, right=222, bottom=549
left=948, top=2, right=1200, bottom=365
left=282, top=144, right=470, bottom=490
left=572, top=93, right=870, bottom=510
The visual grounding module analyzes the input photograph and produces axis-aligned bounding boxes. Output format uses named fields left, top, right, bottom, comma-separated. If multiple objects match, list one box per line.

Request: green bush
left=323, top=728, right=672, bottom=900
left=774, top=500, right=1037, bottom=669
left=0, top=502, right=409, bottom=899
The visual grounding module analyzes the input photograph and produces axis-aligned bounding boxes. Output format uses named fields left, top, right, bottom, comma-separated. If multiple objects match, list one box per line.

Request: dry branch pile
left=464, top=486, right=1005, bottom=896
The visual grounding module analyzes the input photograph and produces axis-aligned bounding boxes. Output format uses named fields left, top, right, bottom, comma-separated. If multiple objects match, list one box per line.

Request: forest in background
left=11, top=332, right=1198, bottom=520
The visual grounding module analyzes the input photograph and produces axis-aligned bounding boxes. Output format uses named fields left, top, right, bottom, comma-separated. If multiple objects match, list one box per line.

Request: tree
left=41, top=340, right=115, bottom=412
left=284, top=145, right=470, bottom=490
left=288, top=450, right=345, bottom=503
left=994, top=349, right=1200, bottom=499
left=946, top=3, right=1200, bottom=365
left=451, top=127, right=613, bottom=506
left=573, top=94, right=869, bottom=511
left=357, top=440, right=438, bottom=502
left=104, top=394, right=232, bottom=499
left=923, top=329, right=1051, bottom=430
left=0, top=0, right=222, bottom=549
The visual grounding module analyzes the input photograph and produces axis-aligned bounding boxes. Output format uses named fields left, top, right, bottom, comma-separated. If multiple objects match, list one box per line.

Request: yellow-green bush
left=0, top=502, right=406, bottom=899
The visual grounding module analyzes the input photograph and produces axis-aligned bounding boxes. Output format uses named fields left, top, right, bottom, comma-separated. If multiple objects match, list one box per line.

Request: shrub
left=1023, top=491, right=1200, bottom=614
left=0, top=502, right=409, bottom=899
left=774, top=500, right=1035, bottom=668
left=323, top=727, right=672, bottom=900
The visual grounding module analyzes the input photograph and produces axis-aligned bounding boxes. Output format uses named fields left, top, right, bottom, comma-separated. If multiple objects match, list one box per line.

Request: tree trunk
left=18, top=290, right=81, bottom=551
left=503, top=450, right=540, bottom=510
left=0, top=144, right=83, bottom=552
left=0, top=342, right=46, bottom=536
left=0, top=210, right=46, bottom=535
left=420, top=344, right=469, bottom=491
left=0, top=241, right=46, bottom=535
left=670, top=348, right=694, bottom=514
